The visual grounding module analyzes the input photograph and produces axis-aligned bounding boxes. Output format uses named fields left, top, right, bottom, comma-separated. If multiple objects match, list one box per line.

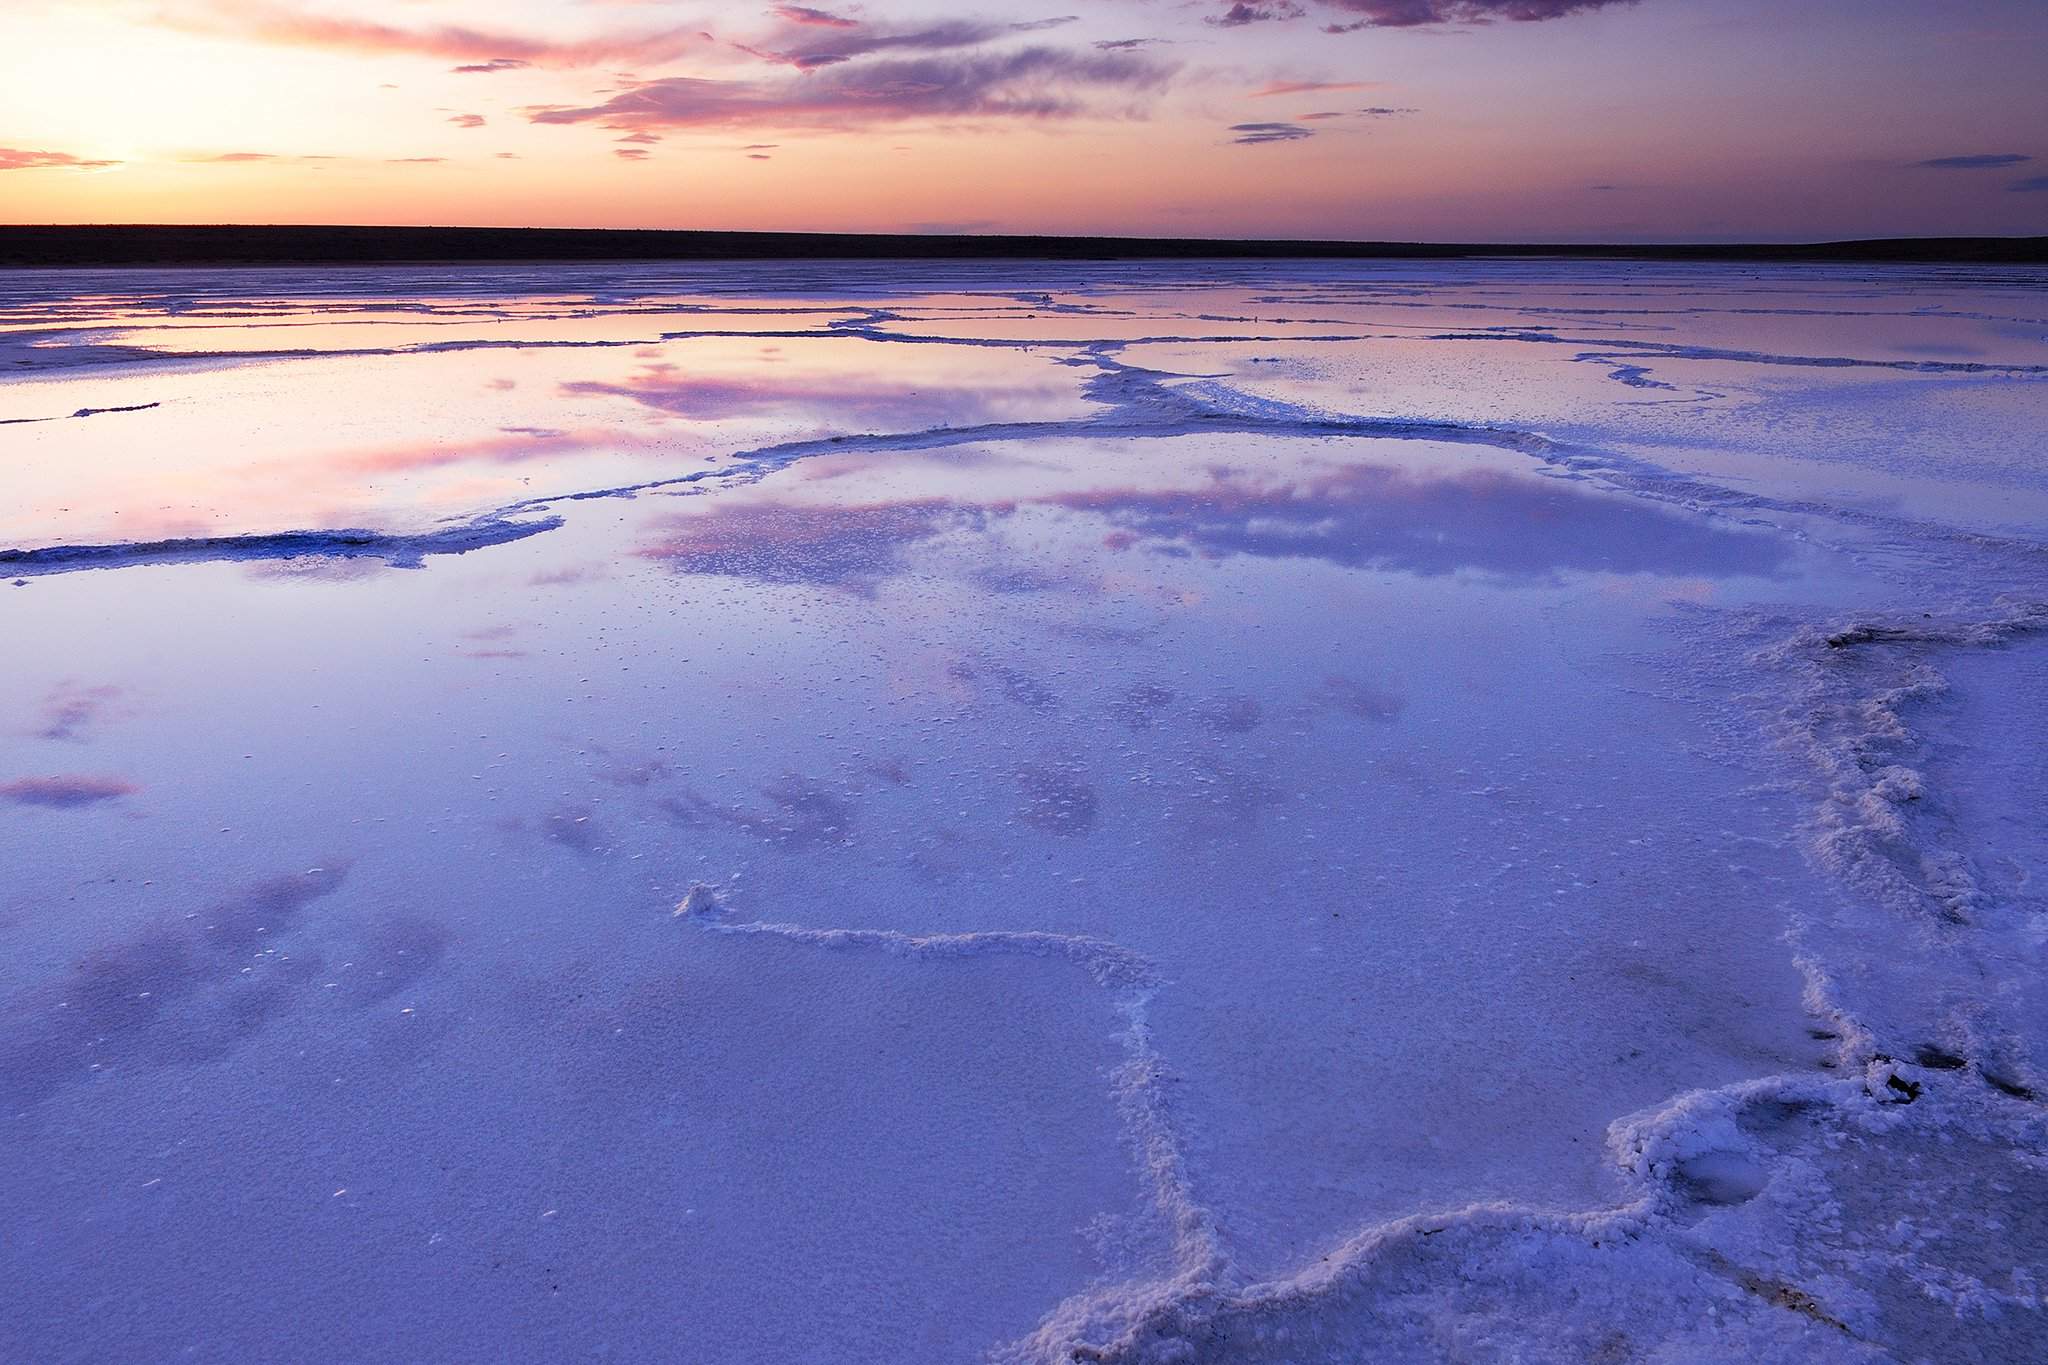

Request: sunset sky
left=2, top=0, right=2044, bottom=241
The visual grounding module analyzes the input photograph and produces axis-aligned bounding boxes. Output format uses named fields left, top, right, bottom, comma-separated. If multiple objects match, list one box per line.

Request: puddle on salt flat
left=2, top=422, right=1853, bottom=1307
left=864, top=313, right=1375, bottom=344
left=1123, top=332, right=2048, bottom=539
left=594, top=433, right=1852, bottom=1272
left=626, top=431, right=1808, bottom=589
left=15, top=304, right=882, bottom=357
left=5, top=263, right=2041, bottom=1362
left=0, top=335, right=1098, bottom=547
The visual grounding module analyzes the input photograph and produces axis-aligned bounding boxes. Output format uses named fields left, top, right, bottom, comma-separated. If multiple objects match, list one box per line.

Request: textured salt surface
left=1, top=261, right=2044, bottom=1363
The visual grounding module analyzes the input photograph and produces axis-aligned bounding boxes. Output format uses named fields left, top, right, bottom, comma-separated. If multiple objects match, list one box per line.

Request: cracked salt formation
left=1, top=260, right=2045, bottom=1362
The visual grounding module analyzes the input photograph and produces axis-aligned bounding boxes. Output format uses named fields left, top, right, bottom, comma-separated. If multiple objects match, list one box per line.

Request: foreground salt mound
left=1005, top=1071, right=2045, bottom=1364
left=1000, top=590, right=2048, bottom=1362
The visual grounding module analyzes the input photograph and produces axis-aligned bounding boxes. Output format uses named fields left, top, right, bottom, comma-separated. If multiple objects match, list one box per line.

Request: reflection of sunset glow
left=0, top=317, right=1093, bottom=545
left=14, top=264, right=2045, bottom=556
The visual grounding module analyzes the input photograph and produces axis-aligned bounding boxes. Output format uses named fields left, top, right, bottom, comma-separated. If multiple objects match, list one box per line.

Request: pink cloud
left=774, top=4, right=860, bottom=27
left=166, top=1, right=709, bottom=69
left=0, top=147, right=119, bottom=171
left=1250, top=79, right=1378, bottom=97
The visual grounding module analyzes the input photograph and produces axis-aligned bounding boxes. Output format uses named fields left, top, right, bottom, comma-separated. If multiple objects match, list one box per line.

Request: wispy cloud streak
left=0, top=147, right=119, bottom=171
left=531, top=47, right=1173, bottom=132
left=163, top=1, right=709, bottom=69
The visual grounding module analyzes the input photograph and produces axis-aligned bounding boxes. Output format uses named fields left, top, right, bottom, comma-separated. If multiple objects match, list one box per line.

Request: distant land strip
left=1, top=225, right=2043, bottom=268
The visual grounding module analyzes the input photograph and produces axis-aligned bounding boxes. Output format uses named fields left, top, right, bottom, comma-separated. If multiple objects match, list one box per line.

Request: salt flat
left=2, top=260, right=2044, bottom=1363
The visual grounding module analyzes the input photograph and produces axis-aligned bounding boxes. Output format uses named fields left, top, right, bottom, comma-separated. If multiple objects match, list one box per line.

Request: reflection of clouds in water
left=330, top=426, right=627, bottom=475
left=563, top=361, right=1016, bottom=429
left=1169, top=761, right=1283, bottom=842
left=563, top=742, right=884, bottom=854
left=1111, top=682, right=1177, bottom=730
left=531, top=562, right=610, bottom=588
left=33, top=681, right=127, bottom=742
left=246, top=556, right=395, bottom=583
left=1315, top=673, right=1405, bottom=722
left=541, top=805, right=607, bottom=854
left=948, top=657, right=1059, bottom=713
left=906, top=826, right=980, bottom=885
left=654, top=775, right=859, bottom=849
left=333, top=916, right=449, bottom=1008
left=794, top=444, right=1040, bottom=485
left=971, top=564, right=1069, bottom=595
left=639, top=499, right=989, bottom=592
left=1, top=774, right=136, bottom=807
left=594, top=754, right=674, bottom=788
left=641, top=457, right=1789, bottom=598
left=458, top=623, right=530, bottom=659
left=1015, top=762, right=1098, bottom=835
left=0, top=867, right=372, bottom=1106
left=1196, top=694, right=1263, bottom=733
left=1058, top=464, right=1793, bottom=581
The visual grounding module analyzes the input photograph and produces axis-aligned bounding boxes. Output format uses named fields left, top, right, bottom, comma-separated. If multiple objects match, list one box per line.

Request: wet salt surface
left=2, top=260, right=2045, bottom=1362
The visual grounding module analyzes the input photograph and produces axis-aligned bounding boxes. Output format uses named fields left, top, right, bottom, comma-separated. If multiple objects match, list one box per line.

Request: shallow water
left=2, top=260, right=2045, bottom=1362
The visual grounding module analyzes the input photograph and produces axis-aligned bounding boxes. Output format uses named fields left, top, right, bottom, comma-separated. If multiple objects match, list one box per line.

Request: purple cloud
left=1912, top=153, right=2031, bottom=169
left=1316, top=0, right=1634, bottom=29
left=530, top=47, right=1173, bottom=132
left=1298, top=105, right=1416, bottom=120
left=739, top=18, right=1071, bottom=71
left=1231, top=121, right=1314, bottom=144
left=1213, top=3, right=1306, bottom=27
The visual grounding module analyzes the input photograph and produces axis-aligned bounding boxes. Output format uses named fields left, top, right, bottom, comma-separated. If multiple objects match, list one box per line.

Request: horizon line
left=4, top=224, right=2045, bottom=269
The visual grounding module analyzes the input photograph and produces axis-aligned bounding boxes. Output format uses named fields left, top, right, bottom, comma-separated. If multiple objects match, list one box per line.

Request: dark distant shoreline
left=1, top=225, right=2043, bottom=268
